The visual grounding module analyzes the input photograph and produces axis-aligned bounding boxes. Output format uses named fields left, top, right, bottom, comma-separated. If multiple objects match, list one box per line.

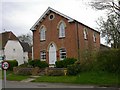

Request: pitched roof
left=20, top=42, right=32, bottom=53
left=0, top=31, right=19, bottom=49
left=30, top=7, right=100, bottom=33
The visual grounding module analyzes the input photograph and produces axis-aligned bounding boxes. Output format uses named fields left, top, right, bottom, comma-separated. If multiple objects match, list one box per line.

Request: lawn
left=2, top=70, right=30, bottom=81
left=33, top=71, right=120, bottom=87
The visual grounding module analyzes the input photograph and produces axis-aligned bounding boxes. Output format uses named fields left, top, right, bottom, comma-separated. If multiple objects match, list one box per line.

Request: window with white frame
left=40, top=51, right=46, bottom=61
left=93, top=32, right=96, bottom=42
left=40, top=26, right=46, bottom=41
left=83, top=28, right=88, bottom=40
left=59, top=22, right=66, bottom=38
left=60, top=48, right=66, bottom=60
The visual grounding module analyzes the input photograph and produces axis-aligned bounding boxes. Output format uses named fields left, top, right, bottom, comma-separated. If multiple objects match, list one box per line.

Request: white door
left=49, top=43, right=57, bottom=64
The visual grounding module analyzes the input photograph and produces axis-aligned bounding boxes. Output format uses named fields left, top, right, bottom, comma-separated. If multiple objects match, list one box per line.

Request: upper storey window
left=83, top=28, right=88, bottom=40
left=93, top=32, right=96, bottom=42
left=57, top=20, right=66, bottom=38
left=40, top=25, right=46, bottom=41
left=49, top=13, right=55, bottom=20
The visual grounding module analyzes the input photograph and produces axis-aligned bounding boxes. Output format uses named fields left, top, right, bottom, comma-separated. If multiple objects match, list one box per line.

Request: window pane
left=60, top=48, right=66, bottom=60
left=59, top=23, right=65, bottom=38
left=40, top=27, right=46, bottom=41
left=40, top=51, right=46, bottom=61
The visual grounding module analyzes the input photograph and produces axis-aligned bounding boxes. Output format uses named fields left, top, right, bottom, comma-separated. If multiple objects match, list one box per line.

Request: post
left=4, top=70, right=6, bottom=89
left=2, top=48, right=6, bottom=89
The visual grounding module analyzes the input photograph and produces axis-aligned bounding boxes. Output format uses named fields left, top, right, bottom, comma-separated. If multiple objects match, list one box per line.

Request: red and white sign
left=2, top=61, right=10, bottom=70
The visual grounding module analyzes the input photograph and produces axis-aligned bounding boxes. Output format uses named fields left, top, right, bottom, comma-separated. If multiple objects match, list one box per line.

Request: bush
left=55, top=58, right=77, bottom=68
left=4, top=60, right=18, bottom=71
left=67, top=62, right=81, bottom=76
left=29, top=60, right=49, bottom=68
left=18, top=63, right=33, bottom=68
left=93, top=49, right=120, bottom=73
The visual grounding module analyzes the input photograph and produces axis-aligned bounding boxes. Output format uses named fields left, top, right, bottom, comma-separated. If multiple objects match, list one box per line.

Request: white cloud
left=1, top=0, right=107, bottom=40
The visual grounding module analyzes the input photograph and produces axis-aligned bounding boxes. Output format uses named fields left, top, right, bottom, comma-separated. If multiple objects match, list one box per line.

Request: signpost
left=2, top=61, right=10, bottom=89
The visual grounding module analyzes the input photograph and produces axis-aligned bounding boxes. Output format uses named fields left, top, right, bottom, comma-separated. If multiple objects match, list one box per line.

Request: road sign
left=2, top=61, right=10, bottom=70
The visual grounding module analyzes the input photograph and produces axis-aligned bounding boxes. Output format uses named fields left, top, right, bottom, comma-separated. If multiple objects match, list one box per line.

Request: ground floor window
left=60, top=48, right=66, bottom=60
left=40, top=51, right=46, bottom=61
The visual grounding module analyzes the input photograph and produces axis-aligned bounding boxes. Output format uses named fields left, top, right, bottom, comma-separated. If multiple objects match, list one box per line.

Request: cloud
left=1, top=0, right=106, bottom=36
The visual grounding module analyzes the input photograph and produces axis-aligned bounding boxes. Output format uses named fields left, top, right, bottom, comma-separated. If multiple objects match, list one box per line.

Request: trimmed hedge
left=4, top=60, right=18, bottom=71
left=55, top=58, right=77, bottom=68
left=29, top=59, right=49, bottom=68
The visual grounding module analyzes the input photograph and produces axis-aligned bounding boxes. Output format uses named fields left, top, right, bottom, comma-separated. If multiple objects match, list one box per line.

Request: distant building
left=0, top=31, right=32, bottom=65
left=31, top=7, right=100, bottom=65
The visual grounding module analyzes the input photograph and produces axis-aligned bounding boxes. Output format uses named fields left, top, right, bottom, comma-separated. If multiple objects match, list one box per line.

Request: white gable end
left=4, top=40, right=24, bottom=65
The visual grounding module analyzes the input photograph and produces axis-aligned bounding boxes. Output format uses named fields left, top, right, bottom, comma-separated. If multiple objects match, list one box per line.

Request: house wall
left=23, top=52, right=28, bottom=63
left=4, top=40, right=24, bottom=65
left=33, top=12, right=100, bottom=63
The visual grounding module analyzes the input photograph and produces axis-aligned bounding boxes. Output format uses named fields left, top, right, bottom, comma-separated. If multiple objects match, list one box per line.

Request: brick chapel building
left=30, top=7, right=100, bottom=65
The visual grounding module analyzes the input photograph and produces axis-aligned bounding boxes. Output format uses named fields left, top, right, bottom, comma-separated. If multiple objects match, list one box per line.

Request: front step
left=49, top=64, right=55, bottom=68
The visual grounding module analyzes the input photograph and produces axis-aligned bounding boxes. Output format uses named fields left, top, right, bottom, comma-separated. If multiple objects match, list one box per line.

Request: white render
left=23, top=52, right=28, bottom=63
left=4, top=40, right=25, bottom=65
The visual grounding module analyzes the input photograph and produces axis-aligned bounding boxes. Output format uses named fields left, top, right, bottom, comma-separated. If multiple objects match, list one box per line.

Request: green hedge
left=4, top=60, right=18, bottom=71
left=67, top=61, right=81, bottom=76
left=95, top=49, right=120, bottom=73
left=55, top=58, right=77, bottom=68
left=29, top=59, right=49, bottom=68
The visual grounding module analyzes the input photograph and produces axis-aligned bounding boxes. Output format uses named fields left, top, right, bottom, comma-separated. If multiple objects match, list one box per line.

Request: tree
left=18, top=32, right=33, bottom=46
left=90, top=0, right=120, bottom=16
left=89, top=0, right=120, bottom=48
left=97, top=14, right=120, bottom=48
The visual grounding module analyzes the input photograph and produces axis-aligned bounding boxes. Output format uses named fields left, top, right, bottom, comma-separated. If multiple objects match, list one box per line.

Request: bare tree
left=18, top=32, right=33, bottom=46
left=90, top=0, right=120, bottom=16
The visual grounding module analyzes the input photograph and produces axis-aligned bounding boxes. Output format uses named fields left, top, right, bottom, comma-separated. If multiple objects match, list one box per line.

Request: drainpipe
left=75, top=21, right=80, bottom=61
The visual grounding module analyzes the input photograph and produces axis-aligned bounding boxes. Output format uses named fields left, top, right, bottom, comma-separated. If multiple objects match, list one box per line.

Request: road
left=1, top=80, right=119, bottom=90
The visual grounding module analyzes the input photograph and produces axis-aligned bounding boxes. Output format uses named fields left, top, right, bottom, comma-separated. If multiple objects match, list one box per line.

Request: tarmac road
left=1, top=80, right=119, bottom=90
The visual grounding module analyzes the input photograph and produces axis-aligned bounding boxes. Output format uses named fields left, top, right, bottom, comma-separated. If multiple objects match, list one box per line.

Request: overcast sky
left=1, top=0, right=108, bottom=44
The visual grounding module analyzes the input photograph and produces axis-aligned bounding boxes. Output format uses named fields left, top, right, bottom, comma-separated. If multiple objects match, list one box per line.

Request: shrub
left=95, top=49, right=120, bottom=73
left=18, top=63, right=33, bottom=68
left=55, top=58, right=77, bottom=68
left=29, top=60, right=49, bottom=68
left=67, top=62, right=81, bottom=76
left=4, top=60, right=18, bottom=71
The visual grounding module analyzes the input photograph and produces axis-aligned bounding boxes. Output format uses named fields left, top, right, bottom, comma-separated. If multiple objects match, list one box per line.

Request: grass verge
left=32, top=71, right=120, bottom=87
left=2, top=70, right=30, bottom=81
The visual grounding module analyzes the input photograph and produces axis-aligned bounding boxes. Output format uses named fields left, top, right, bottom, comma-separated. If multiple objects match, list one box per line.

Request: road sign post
left=2, top=61, right=10, bottom=89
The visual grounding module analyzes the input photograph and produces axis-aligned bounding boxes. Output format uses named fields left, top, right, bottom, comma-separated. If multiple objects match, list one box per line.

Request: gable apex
left=30, top=7, right=74, bottom=31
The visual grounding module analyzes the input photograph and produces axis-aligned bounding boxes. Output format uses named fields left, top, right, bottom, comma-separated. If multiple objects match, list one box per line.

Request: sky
left=1, top=0, right=108, bottom=44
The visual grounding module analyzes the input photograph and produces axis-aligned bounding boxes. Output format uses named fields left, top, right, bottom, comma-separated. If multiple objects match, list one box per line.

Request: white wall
left=4, top=40, right=24, bottom=65
left=23, top=52, right=28, bottom=63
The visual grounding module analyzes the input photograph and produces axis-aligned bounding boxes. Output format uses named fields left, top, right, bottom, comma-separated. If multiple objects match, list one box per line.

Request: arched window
left=83, top=28, right=88, bottom=40
left=40, top=26, right=46, bottom=41
left=93, top=32, right=96, bottom=42
left=58, top=20, right=66, bottom=38
left=59, top=48, right=66, bottom=60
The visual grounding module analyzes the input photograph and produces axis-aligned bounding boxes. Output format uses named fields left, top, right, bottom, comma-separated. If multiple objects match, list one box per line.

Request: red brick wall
left=33, top=11, right=100, bottom=62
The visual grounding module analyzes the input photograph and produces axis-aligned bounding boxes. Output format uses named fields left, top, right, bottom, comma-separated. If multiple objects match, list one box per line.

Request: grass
left=2, top=70, right=30, bottom=81
left=1, top=70, right=119, bottom=87
left=33, top=71, right=120, bottom=87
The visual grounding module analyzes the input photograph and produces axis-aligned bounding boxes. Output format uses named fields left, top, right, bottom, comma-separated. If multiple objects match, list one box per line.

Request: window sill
left=40, top=40, right=46, bottom=42
left=59, top=37, right=65, bottom=39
